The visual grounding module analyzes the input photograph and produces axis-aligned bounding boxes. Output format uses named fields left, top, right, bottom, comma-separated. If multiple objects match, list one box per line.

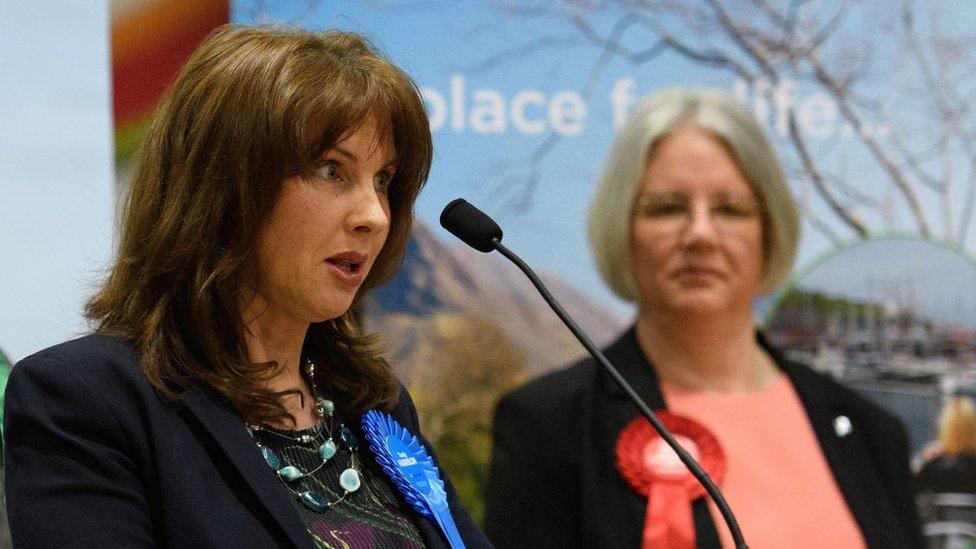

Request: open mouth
left=324, top=252, right=368, bottom=285
left=326, top=259, right=362, bottom=274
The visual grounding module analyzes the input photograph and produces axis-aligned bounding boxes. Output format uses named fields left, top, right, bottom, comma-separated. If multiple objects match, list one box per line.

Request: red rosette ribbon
left=615, top=412, right=725, bottom=549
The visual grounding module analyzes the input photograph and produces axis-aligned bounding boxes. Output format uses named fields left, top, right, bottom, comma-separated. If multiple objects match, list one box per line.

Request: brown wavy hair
left=87, top=25, right=432, bottom=425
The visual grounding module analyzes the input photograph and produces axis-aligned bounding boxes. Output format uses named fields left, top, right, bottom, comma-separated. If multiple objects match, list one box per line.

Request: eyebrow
left=641, top=192, right=687, bottom=200
left=642, top=191, right=754, bottom=199
left=332, top=145, right=359, bottom=164
left=330, top=145, right=398, bottom=169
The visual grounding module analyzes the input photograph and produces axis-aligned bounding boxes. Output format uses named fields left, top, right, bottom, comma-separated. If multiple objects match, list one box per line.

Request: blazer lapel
left=179, top=386, right=314, bottom=549
left=599, top=328, right=666, bottom=409
left=597, top=328, right=722, bottom=548
left=404, top=507, right=449, bottom=549
left=590, top=337, right=655, bottom=547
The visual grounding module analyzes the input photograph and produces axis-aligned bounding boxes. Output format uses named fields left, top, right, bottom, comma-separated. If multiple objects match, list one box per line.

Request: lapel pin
left=833, top=415, right=852, bottom=438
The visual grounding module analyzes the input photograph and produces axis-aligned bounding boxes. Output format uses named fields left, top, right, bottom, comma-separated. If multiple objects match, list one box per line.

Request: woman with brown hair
left=5, top=25, right=489, bottom=548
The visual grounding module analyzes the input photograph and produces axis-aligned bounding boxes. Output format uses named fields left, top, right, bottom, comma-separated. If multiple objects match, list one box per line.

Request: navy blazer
left=485, top=328, right=923, bottom=548
left=5, top=333, right=492, bottom=548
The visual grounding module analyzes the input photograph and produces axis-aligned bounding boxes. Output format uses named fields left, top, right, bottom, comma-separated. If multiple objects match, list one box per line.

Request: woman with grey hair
left=484, top=88, right=921, bottom=548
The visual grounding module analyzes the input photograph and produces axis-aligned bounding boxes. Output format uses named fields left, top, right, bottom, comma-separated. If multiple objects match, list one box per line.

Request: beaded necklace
left=245, top=358, right=362, bottom=513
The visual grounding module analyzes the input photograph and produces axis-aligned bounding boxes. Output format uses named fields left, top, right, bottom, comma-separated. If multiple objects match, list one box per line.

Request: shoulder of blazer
left=10, top=333, right=189, bottom=471
left=13, top=333, right=163, bottom=415
left=500, top=327, right=647, bottom=410
left=492, top=328, right=658, bottom=464
left=758, top=332, right=905, bottom=438
left=19, top=333, right=145, bottom=384
left=497, top=353, right=599, bottom=425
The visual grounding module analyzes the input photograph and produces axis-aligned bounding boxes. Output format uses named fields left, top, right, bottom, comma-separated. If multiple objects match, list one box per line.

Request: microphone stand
left=492, top=238, right=749, bottom=549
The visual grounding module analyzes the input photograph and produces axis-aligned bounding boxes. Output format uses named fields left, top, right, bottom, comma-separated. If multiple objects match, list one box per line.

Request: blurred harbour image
left=766, top=238, right=976, bottom=454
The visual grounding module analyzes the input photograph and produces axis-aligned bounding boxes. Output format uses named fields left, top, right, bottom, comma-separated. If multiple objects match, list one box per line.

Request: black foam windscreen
left=439, top=198, right=503, bottom=253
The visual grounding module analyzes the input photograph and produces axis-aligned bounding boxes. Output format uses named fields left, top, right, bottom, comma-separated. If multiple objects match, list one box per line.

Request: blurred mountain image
left=363, top=221, right=626, bottom=383
left=361, top=221, right=626, bottom=522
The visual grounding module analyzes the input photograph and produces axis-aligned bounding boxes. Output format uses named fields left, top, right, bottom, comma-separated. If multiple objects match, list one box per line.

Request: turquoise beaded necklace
left=246, top=358, right=363, bottom=513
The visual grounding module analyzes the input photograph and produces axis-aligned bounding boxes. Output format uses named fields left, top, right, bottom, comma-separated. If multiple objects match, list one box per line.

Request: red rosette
left=615, top=412, right=725, bottom=549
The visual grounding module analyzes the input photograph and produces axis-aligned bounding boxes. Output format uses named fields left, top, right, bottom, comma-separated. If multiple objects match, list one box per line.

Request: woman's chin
left=307, top=300, right=355, bottom=323
left=661, top=289, right=736, bottom=315
left=311, top=313, right=346, bottom=324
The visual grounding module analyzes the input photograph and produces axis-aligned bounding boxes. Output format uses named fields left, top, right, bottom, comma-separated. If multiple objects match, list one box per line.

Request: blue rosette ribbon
left=363, top=410, right=466, bottom=549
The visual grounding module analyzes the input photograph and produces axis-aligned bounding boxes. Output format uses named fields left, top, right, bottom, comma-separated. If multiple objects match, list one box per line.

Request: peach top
left=661, top=375, right=866, bottom=549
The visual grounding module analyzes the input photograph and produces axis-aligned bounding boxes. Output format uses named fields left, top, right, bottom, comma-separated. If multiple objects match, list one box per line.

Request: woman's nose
left=681, top=204, right=720, bottom=245
left=350, top=183, right=389, bottom=235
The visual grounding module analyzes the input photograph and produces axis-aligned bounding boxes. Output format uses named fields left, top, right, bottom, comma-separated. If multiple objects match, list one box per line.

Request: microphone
left=440, top=198, right=749, bottom=549
left=439, top=198, right=502, bottom=252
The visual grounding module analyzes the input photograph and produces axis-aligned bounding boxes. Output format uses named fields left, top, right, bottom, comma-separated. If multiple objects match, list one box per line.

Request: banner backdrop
left=0, top=2, right=114, bottom=364
left=231, top=1, right=976, bottom=520
left=3, top=0, right=973, bottom=528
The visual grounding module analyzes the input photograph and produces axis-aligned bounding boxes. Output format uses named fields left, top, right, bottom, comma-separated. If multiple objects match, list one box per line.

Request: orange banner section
left=111, top=0, right=228, bottom=126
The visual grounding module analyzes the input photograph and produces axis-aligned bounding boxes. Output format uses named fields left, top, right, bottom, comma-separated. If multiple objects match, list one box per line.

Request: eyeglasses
left=633, top=191, right=764, bottom=234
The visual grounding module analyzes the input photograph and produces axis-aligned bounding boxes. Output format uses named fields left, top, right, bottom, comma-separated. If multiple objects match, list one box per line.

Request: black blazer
left=484, top=328, right=923, bottom=548
left=916, top=454, right=976, bottom=494
left=4, top=333, right=492, bottom=548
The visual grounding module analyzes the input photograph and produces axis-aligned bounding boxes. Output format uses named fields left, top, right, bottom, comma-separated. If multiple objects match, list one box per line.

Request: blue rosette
left=363, top=410, right=466, bottom=549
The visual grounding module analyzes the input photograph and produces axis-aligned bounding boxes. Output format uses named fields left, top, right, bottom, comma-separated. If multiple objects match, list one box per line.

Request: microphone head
left=439, top=198, right=503, bottom=252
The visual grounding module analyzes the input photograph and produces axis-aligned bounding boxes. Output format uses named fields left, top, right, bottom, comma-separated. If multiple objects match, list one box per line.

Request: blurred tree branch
left=485, top=0, right=976, bottom=245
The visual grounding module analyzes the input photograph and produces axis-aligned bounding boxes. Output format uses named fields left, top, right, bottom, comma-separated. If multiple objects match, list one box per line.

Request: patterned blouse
left=251, top=422, right=426, bottom=548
